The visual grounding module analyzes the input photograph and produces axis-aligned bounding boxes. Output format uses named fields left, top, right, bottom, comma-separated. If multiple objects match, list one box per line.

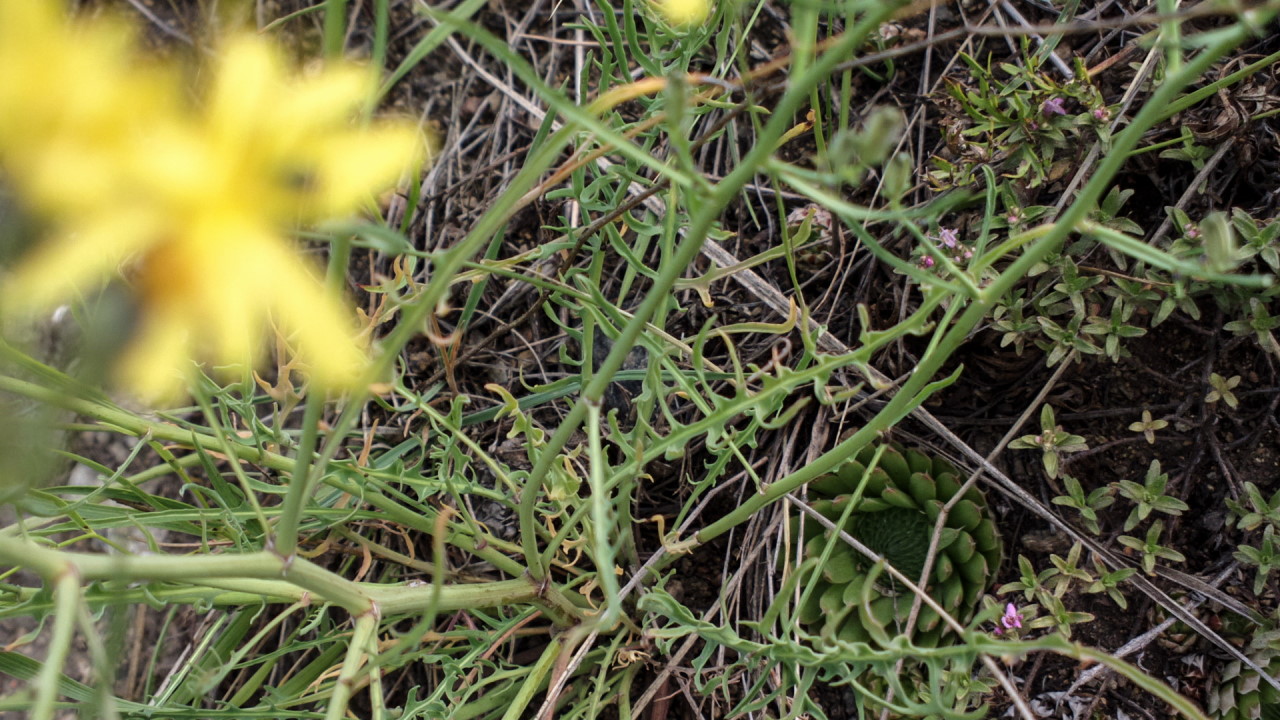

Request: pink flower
left=936, top=227, right=959, bottom=249
left=1093, top=106, right=1111, bottom=121
left=919, top=255, right=935, bottom=269
left=1042, top=97, right=1067, bottom=116
left=994, top=602, right=1023, bottom=634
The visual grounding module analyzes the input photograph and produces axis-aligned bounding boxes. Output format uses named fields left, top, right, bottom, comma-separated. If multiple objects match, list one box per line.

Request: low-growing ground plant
left=1, top=1, right=1280, bottom=719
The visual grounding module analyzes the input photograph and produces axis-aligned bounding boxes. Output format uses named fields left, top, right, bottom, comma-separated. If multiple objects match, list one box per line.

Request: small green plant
left=1235, top=525, right=1280, bottom=595
left=1089, top=186, right=1147, bottom=238
left=997, top=554, right=1058, bottom=603
left=1086, top=557, right=1138, bottom=609
left=1027, top=594, right=1096, bottom=639
left=1206, top=373, right=1243, bottom=408
left=1113, top=460, right=1188, bottom=531
left=1052, top=474, right=1114, bottom=534
left=1229, top=482, right=1280, bottom=533
left=1233, top=207, right=1280, bottom=272
left=1117, top=520, right=1187, bottom=575
left=1159, top=125, right=1215, bottom=170
left=1225, top=298, right=1280, bottom=355
left=1083, top=298, right=1147, bottom=361
left=1009, top=404, right=1089, bottom=479
left=793, top=444, right=1003, bottom=647
left=1128, top=410, right=1169, bottom=444
left=931, top=46, right=1110, bottom=190
left=1046, top=542, right=1095, bottom=597
left=991, top=290, right=1040, bottom=355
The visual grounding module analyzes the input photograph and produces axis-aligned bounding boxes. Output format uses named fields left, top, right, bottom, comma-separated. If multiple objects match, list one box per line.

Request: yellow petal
left=310, top=126, right=422, bottom=216
left=257, top=241, right=369, bottom=389
left=3, top=208, right=159, bottom=313
left=282, top=64, right=372, bottom=127
left=114, top=301, right=194, bottom=403
left=205, top=37, right=283, bottom=152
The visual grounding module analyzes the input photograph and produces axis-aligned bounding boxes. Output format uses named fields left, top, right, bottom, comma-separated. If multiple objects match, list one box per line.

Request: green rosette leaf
left=791, top=443, right=1003, bottom=648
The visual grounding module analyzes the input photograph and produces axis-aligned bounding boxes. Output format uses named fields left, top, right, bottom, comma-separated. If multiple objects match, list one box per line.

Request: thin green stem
left=323, top=0, right=348, bottom=58
left=275, top=392, right=323, bottom=558
left=372, top=0, right=389, bottom=71
left=585, top=401, right=621, bottom=629
left=324, top=611, right=378, bottom=720
left=1155, top=47, right=1280, bottom=123
left=0, top=538, right=373, bottom=613
left=499, top=634, right=565, bottom=720
left=31, top=570, right=78, bottom=720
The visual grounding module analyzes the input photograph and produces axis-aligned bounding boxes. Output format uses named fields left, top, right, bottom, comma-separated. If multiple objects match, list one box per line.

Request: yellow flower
left=654, top=0, right=712, bottom=26
left=0, top=7, right=422, bottom=402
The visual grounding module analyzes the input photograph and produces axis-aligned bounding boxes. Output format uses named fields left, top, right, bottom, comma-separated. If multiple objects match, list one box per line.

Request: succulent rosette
left=794, top=444, right=1002, bottom=646
left=1209, top=628, right=1280, bottom=720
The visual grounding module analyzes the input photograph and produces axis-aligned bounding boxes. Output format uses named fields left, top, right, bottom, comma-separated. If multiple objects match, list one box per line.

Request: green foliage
left=1, top=1, right=1276, bottom=719
left=1235, top=526, right=1280, bottom=596
left=1052, top=475, right=1114, bottom=535
left=1230, top=482, right=1280, bottom=533
left=1085, top=557, right=1138, bottom=610
left=1008, top=404, right=1088, bottom=479
left=998, top=554, right=1058, bottom=603
left=1114, top=460, right=1189, bottom=531
left=1117, top=520, right=1187, bottom=575
left=1026, top=594, right=1095, bottom=639
left=793, top=444, right=1003, bottom=649
left=1229, top=484, right=1280, bottom=598
left=930, top=45, right=1111, bottom=190
left=1224, top=299, right=1280, bottom=355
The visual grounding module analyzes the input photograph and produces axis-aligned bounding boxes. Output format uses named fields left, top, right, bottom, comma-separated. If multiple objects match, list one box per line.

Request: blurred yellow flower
left=654, top=0, right=712, bottom=26
left=0, top=6, right=422, bottom=402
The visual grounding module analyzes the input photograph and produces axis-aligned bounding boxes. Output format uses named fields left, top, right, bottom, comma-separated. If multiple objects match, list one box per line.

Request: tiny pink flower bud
left=920, top=255, right=935, bottom=269
left=1093, top=106, right=1110, bottom=121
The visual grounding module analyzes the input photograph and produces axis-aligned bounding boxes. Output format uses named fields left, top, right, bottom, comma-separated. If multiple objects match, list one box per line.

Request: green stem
left=0, top=538, right=373, bottom=613
left=31, top=570, right=78, bottom=720
left=274, top=231, right=353, bottom=558
left=585, top=401, right=621, bottom=628
left=0, top=539, right=576, bottom=620
left=324, top=611, right=378, bottom=720
left=0, top=373, right=526, bottom=574
left=275, top=393, right=322, bottom=558
left=372, top=0, right=389, bottom=72
left=499, top=634, right=564, bottom=720
left=323, top=0, right=348, bottom=58
left=1155, top=46, right=1280, bottom=123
